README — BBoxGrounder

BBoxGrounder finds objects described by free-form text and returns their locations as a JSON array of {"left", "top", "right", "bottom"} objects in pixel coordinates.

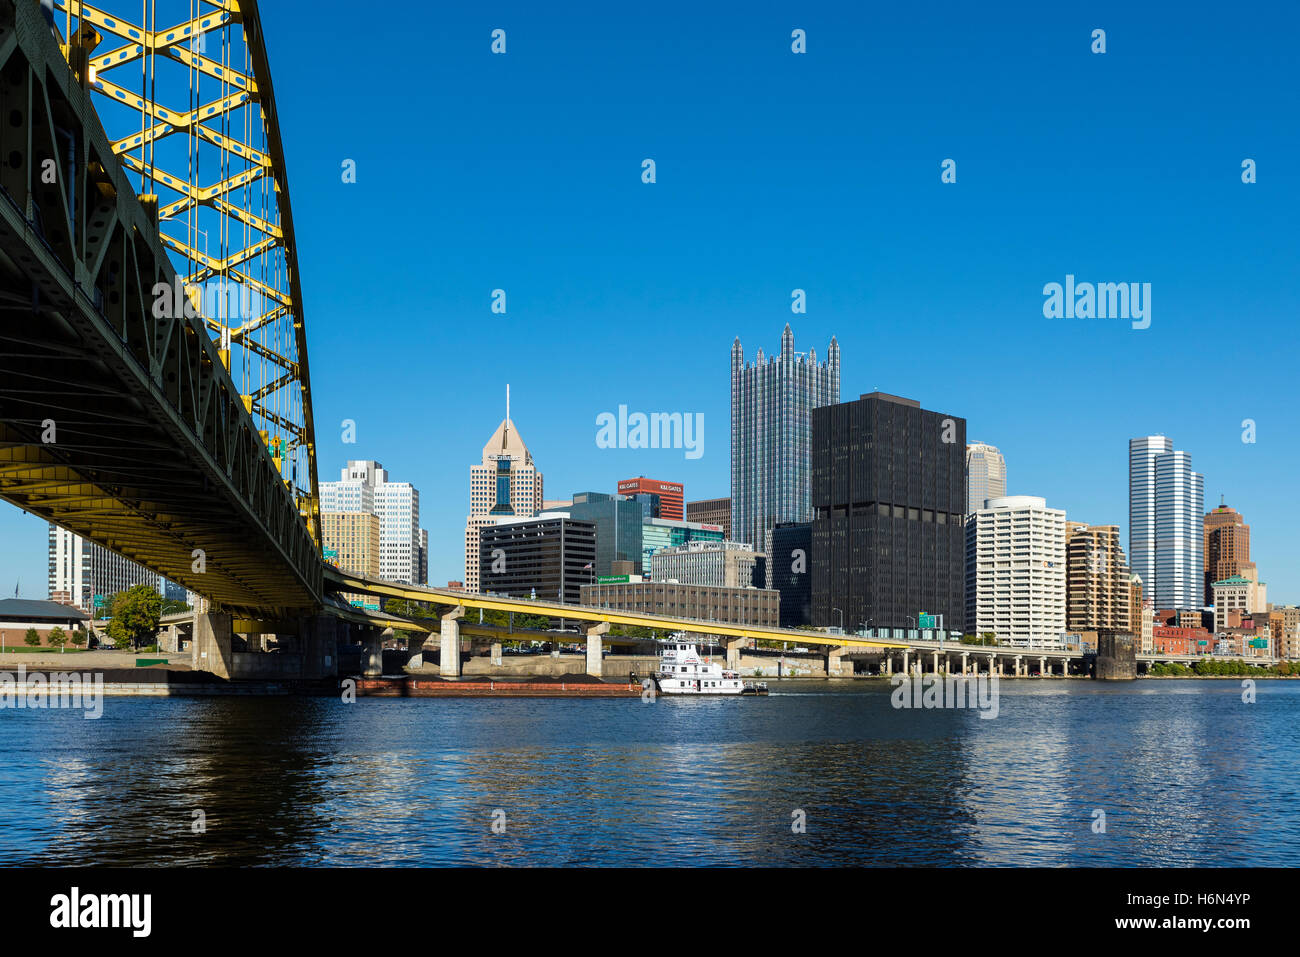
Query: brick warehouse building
[{"left": 581, "top": 580, "right": 779, "bottom": 628}]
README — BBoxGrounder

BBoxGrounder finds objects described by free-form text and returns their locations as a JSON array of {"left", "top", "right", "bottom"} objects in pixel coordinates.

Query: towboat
[{"left": 655, "top": 636, "right": 748, "bottom": 695}]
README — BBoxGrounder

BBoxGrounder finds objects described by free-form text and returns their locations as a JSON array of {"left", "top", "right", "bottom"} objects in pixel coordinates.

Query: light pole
[{"left": 832, "top": 607, "right": 844, "bottom": 633}]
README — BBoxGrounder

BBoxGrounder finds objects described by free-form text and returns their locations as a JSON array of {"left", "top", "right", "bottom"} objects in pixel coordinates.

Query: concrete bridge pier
[
  {"left": 299, "top": 615, "right": 340, "bottom": 679},
  {"left": 987, "top": 654, "right": 996, "bottom": 676},
  {"left": 1039, "top": 656, "right": 1046, "bottom": 676},
  {"left": 902, "top": 651, "right": 909, "bottom": 677},
  {"left": 362, "top": 627, "right": 385, "bottom": 677},
  {"left": 490, "top": 641, "right": 503, "bottom": 666},
  {"left": 961, "top": 652, "right": 968, "bottom": 675},
  {"left": 1014, "top": 655, "right": 1022, "bottom": 677},
  {"left": 192, "top": 612, "right": 233, "bottom": 679},
  {"left": 726, "top": 637, "right": 747, "bottom": 671},
  {"left": 932, "top": 651, "right": 940, "bottom": 674},
  {"left": 407, "top": 634, "right": 425, "bottom": 669},
  {"left": 440, "top": 605, "right": 465, "bottom": 677},
  {"left": 827, "top": 646, "right": 849, "bottom": 677},
  {"left": 884, "top": 653, "right": 892, "bottom": 676},
  {"left": 585, "top": 622, "right": 610, "bottom": 677}
]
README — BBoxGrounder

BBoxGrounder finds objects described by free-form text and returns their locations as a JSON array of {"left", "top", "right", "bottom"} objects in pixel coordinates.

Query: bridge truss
[
  {"left": 0, "top": 0, "right": 320, "bottom": 615},
  {"left": 52, "top": 0, "right": 318, "bottom": 539}
]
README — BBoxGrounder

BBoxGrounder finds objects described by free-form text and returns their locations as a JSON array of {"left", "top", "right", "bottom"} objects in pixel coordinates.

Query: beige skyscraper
[
  {"left": 965, "top": 442, "right": 1006, "bottom": 517},
  {"left": 321, "top": 512, "right": 381, "bottom": 577},
  {"left": 463, "top": 387, "right": 544, "bottom": 592},
  {"left": 1065, "top": 522, "right": 1132, "bottom": 634},
  {"left": 321, "top": 510, "right": 381, "bottom": 607}
]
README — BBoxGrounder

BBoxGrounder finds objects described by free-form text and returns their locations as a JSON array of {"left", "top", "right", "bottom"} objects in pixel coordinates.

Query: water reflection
[{"left": 1, "top": 680, "right": 1297, "bottom": 866}]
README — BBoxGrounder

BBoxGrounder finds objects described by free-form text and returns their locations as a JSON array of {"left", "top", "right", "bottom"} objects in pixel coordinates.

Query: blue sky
[{"left": 2, "top": 1, "right": 1297, "bottom": 601}]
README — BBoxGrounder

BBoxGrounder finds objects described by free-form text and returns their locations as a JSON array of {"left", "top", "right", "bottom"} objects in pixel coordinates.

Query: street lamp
[{"left": 832, "top": 607, "right": 844, "bottom": 633}]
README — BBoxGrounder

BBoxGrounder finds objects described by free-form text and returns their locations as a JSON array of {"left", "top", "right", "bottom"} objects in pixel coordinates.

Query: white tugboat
[{"left": 655, "top": 635, "right": 767, "bottom": 695}]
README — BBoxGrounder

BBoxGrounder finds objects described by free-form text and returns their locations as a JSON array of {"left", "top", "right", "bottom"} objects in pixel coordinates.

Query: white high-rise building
[
  {"left": 376, "top": 480, "right": 420, "bottom": 584},
  {"left": 463, "top": 387, "right": 544, "bottom": 592},
  {"left": 965, "top": 495, "right": 1067, "bottom": 647},
  {"left": 47, "top": 524, "right": 161, "bottom": 614},
  {"left": 319, "top": 460, "right": 379, "bottom": 513},
  {"left": 320, "top": 460, "right": 423, "bottom": 586},
  {"left": 1129, "top": 436, "right": 1204, "bottom": 611},
  {"left": 965, "top": 442, "right": 1007, "bottom": 516}
]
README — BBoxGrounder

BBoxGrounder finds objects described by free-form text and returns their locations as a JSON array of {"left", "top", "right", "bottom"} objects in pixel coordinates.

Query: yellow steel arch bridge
[
  {"left": 0, "top": 0, "right": 318, "bottom": 617},
  {"left": 0, "top": 0, "right": 903, "bottom": 656}
]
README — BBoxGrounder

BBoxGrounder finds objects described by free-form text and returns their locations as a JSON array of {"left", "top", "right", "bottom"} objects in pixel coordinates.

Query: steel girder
[
  {"left": 0, "top": 0, "right": 319, "bottom": 616},
  {"left": 49, "top": 0, "right": 319, "bottom": 547}
]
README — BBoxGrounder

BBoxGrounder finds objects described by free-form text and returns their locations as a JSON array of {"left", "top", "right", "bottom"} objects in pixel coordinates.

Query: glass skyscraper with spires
[{"left": 730, "top": 324, "right": 839, "bottom": 551}]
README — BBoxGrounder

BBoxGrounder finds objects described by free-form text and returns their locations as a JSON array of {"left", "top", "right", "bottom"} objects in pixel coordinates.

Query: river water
[{"left": 2, "top": 679, "right": 1295, "bottom": 866}]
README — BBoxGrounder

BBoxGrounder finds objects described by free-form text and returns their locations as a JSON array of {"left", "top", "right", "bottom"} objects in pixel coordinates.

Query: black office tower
[
  {"left": 479, "top": 517, "right": 597, "bottom": 605},
  {"left": 770, "top": 521, "right": 812, "bottom": 628},
  {"left": 811, "top": 392, "right": 966, "bottom": 635}
]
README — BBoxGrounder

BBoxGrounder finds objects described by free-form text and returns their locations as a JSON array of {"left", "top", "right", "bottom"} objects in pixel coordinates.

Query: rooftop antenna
[{"left": 501, "top": 383, "right": 511, "bottom": 452}]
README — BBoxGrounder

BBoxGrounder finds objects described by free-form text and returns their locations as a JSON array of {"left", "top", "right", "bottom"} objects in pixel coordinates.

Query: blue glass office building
[{"left": 730, "top": 324, "right": 839, "bottom": 550}]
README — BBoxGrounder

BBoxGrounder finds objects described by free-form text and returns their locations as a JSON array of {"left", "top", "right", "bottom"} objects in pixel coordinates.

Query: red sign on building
[{"left": 617, "top": 477, "right": 684, "bottom": 521}]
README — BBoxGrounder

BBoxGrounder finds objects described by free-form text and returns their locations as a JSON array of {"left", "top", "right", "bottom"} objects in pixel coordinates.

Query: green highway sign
[{"left": 597, "top": 575, "right": 629, "bottom": 584}]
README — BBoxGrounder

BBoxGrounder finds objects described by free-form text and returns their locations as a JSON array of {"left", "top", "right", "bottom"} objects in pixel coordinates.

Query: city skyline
[
  {"left": 1, "top": 355, "right": 1293, "bottom": 606},
  {"left": 0, "top": 3, "right": 1296, "bottom": 604}
]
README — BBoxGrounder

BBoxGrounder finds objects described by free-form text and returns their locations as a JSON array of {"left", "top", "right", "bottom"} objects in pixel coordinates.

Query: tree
[
  {"left": 608, "top": 624, "right": 657, "bottom": 639},
  {"left": 382, "top": 597, "right": 438, "bottom": 643},
  {"left": 24, "top": 627, "right": 40, "bottom": 647},
  {"left": 47, "top": 626, "right": 66, "bottom": 649},
  {"left": 105, "top": 585, "right": 163, "bottom": 651},
  {"left": 69, "top": 629, "right": 87, "bottom": 648}
]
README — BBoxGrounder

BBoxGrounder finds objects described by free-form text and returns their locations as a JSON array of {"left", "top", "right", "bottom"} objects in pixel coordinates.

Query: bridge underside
[{"left": 0, "top": 2, "right": 319, "bottom": 617}]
